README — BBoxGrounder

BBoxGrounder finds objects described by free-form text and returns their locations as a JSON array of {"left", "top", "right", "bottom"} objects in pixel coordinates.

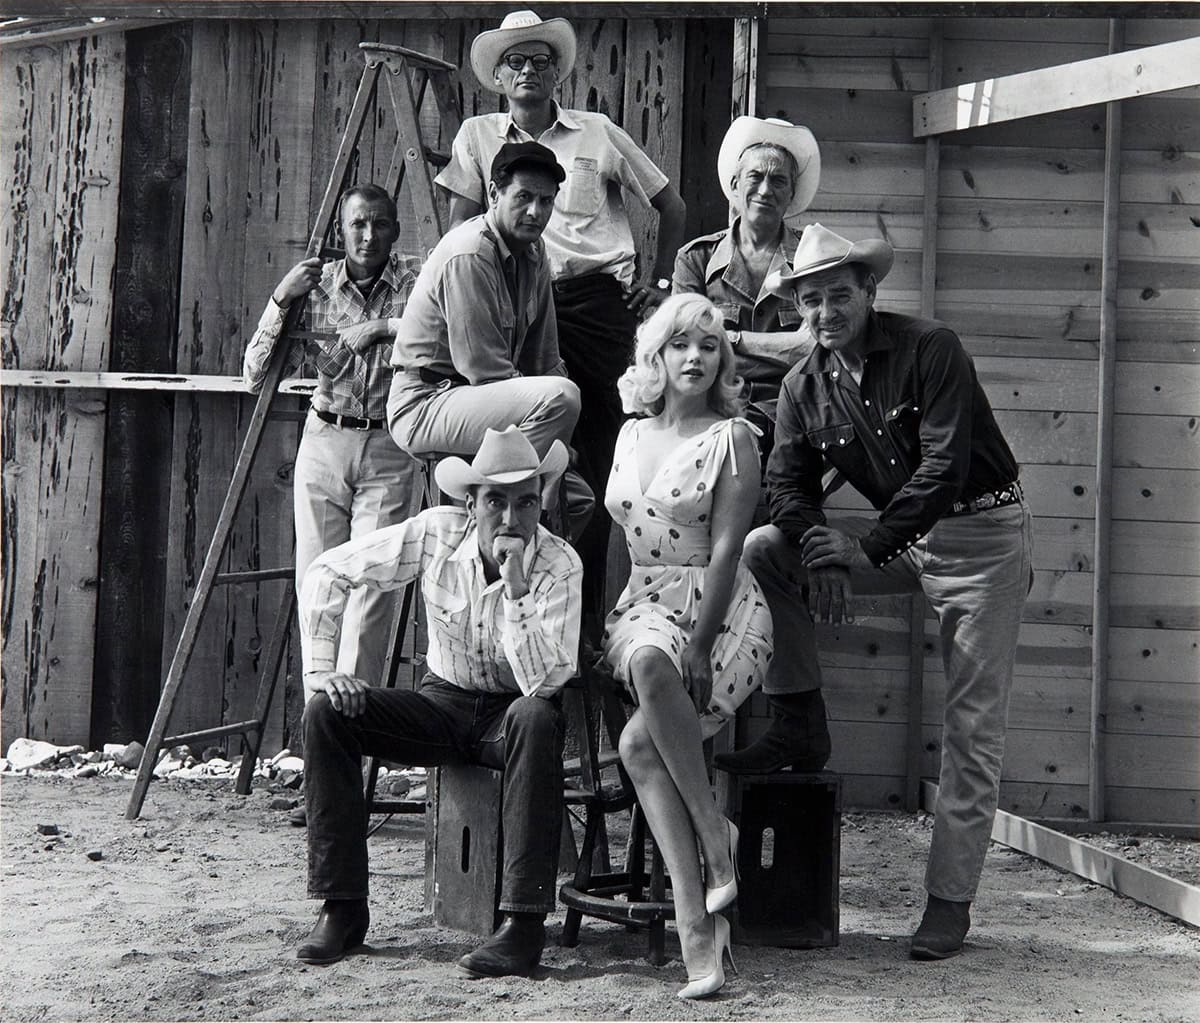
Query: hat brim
[
  {"left": 718, "top": 116, "right": 821, "bottom": 220},
  {"left": 764, "top": 239, "right": 894, "bottom": 297},
  {"left": 470, "top": 19, "right": 577, "bottom": 93},
  {"left": 434, "top": 439, "right": 570, "bottom": 501}
]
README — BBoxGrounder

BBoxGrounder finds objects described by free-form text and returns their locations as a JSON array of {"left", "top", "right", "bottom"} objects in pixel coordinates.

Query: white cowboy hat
[
  {"left": 717, "top": 115, "right": 821, "bottom": 220},
  {"left": 764, "top": 223, "right": 894, "bottom": 297},
  {"left": 435, "top": 425, "right": 569, "bottom": 501},
  {"left": 470, "top": 10, "right": 577, "bottom": 93}
]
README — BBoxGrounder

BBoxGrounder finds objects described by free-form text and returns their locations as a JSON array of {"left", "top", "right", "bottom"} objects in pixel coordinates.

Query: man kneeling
[{"left": 297, "top": 426, "right": 583, "bottom": 977}]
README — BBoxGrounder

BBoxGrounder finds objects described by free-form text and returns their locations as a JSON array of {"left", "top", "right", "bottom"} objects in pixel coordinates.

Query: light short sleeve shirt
[{"left": 436, "top": 106, "right": 669, "bottom": 286}]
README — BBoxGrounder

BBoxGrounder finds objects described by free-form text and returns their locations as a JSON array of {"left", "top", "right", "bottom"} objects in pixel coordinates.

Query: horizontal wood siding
[{"left": 760, "top": 14, "right": 1199, "bottom": 824}]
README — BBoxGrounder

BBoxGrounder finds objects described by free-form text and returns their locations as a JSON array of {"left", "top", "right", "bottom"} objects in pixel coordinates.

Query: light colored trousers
[
  {"left": 294, "top": 410, "right": 420, "bottom": 685},
  {"left": 743, "top": 498, "right": 1034, "bottom": 900}
]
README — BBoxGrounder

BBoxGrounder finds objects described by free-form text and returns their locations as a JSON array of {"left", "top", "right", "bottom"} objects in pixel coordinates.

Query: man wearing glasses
[{"left": 437, "top": 10, "right": 687, "bottom": 640}]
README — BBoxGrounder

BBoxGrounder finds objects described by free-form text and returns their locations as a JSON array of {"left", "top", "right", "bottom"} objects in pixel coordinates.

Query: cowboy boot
[
  {"left": 713, "top": 690, "right": 831, "bottom": 775},
  {"left": 910, "top": 895, "right": 971, "bottom": 960}
]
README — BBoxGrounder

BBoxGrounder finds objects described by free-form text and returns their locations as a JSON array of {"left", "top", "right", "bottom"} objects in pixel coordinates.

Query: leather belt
[
  {"left": 315, "top": 409, "right": 385, "bottom": 431},
  {"left": 947, "top": 480, "right": 1023, "bottom": 517}
]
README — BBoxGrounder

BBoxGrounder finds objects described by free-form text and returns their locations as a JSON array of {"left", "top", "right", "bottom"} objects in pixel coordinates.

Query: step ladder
[{"left": 125, "top": 42, "right": 463, "bottom": 820}]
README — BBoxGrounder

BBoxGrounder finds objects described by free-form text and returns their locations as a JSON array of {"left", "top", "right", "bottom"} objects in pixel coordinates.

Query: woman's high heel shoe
[
  {"left": 704, "top": 819, "right": 740, "bottom": 914},
  {"left": 677, "top": 913, "right": 737, "bottom": 1000}
]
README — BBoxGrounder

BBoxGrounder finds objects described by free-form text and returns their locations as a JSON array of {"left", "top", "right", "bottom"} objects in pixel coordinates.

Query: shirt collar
[
  {"left": 795, "top": 311, "right": 890, "bottom": 374},
  {"left": 482, "top": 209, "right": 544, "bottom": 269},
  {"left": 331, "top": 252, "right": 400, "bottom": 298},
  {"left": 705, "top": 217, "right": 801, "bottom": 284},
  {"left": 500, "top": 102, "right": 579, "bottom": 138}
]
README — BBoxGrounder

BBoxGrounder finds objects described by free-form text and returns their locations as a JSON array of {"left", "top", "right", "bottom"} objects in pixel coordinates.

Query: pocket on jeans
[{"left": 978, "top": 503, "right": 1025, "bottom": 529}]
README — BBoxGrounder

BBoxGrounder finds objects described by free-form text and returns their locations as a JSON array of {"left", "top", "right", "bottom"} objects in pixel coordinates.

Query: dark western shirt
[{"left": 767, "top": 310, "right": 1020, "bottom": 567}]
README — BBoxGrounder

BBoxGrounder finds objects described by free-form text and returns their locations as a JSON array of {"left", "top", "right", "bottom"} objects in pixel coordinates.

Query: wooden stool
[
  {"left": 425, "top": 764, "right": 503, "bottom": 937},
  {"left": 718, "top": 770, "right": 841, "bottom": 948}
]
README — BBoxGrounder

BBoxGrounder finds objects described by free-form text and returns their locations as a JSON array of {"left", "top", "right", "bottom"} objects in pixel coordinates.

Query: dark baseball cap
[{"left": 489, "top": 141, "right": 566, "bottom": 185}]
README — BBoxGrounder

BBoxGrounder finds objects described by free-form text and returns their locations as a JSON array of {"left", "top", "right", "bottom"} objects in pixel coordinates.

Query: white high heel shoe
[
  {"left": 704, "top": 818, "right": 740, "bottom": 914},
  {"left": 677, "top": 913, "right": 737, "bottom": 1000}
]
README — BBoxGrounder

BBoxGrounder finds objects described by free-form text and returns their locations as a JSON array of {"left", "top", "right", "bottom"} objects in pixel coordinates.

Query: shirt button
[
  {"left": 876, "top": 429, "right": 883, "bottom": 436},
  {"left": 838, "top": 438, "right": 846, "bottom": 445},
  {"left": 832, "top": 370, "right": 839, "bottom": 379},
  {"left": 864, "top": 399, "right": 871, "bottom": 406},
  {"left": 890, "top": 458, "right": 897, "bottom": 465}
]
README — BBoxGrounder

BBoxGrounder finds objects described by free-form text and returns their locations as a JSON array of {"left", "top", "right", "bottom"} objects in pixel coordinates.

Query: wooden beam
[
  {"left": 0, "top": 370, "right": 317, "bottom": 394},
  {"left": 913, "top": 35, "right": 1200, "bottom": 137},
  {"left": 731, "top": 16, "right": 760, "bottom": 119},
  {"left": 921, "top": 782, "right": 1200, "bottom": 928},
  {"left": 1090, "top": 20, "right": 1124, "bottom": 824},
  {"left": 0, "top": 17, "right": 168, "bottom": 47}
]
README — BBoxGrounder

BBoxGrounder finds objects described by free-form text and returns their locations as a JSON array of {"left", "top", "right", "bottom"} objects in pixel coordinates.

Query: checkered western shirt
[{"left": 243, "top": 252, "right": 423, "bottom": 420}]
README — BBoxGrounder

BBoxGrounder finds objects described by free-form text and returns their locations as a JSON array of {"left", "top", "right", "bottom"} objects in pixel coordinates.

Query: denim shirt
[{"left": 767, "top": 311, "right": 1020, "bottom": 567}]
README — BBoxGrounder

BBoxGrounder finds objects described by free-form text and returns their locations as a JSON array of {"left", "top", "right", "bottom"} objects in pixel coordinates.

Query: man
[
  {"left": 436, "top": 9, "right": 687, "bottom": 632},
  {"left": 244, "top": 183, "right": 422, "bottom": 687},
  {"left": 387, "top": 140, "right": 590, "bottom": 534},
  {"left": 674, "top": 115, "right": 820, "bottom": 404},
  {"left": 719, "top": 224, "right": 1034, "bottom": 960},
  {"left": 296, "top": 426, "right": 583, "bottom": 978}
]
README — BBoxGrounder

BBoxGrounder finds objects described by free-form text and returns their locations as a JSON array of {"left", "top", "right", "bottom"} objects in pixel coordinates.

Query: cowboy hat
[
  {"left": 717, "top": 116, "right": 821, "bottom": 220},
  {"left": 764, "top": 223, "right": 894, "bottom": 296},
  {"left": 470, "top": 10, "right": 577, "bottom": 93},
  {"left": 435, "top": 425, "right": 569, "bottom": 501}
]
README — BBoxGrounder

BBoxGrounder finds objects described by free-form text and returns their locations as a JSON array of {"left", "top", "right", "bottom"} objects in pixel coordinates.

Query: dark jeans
[
  {"left": 554, "top": 273, "right": 639, "bottom": 631},
  {"left": 303, "top": 674, "right": 565, "bottom": 914}
]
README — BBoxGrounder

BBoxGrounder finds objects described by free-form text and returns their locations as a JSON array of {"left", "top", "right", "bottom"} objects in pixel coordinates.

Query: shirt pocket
[
  {"left": 777, "top": 304, "right": 803, "bottom": 328},
  {"left": 807, "top": 422, "right": 857, "bottom": 454},
  {"left": 716, "top": 301, "right": 743, "bottom": 331},
  {"left": 423, "top": 575, "right": 468, "bottom": 628},
  {"left": 561, "top": 156, "right": 603, "bottom": 215}
]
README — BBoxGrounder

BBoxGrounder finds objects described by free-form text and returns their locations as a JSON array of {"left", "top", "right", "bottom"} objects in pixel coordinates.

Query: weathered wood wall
[
  {"left": 1, "top": 15, "right": 696, "bottom": 755},
  {"left": 742, "top": 15, "right": 1199, "bottom": 825}
]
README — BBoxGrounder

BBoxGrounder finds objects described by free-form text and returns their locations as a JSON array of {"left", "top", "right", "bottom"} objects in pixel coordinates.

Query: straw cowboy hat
[
  {"left": 717, "top": 115, "right": 821, "bottom": 220},
  {"left": 765, "top": 223, "right": 895, "bottom": 297},
  {"left": 434, "top": 425, "right": 569, "bottom": 501},
  {"left": 470, "top": 10, "right": 577, "bottom": 93}
]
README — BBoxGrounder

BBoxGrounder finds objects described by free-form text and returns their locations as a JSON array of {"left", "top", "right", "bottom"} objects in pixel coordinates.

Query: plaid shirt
[
  {"left": 301, "top": 507, "right": 582, "bottom": 699},
  {"left": 243, "top": 252, "right": 423, "bottom": 420}
]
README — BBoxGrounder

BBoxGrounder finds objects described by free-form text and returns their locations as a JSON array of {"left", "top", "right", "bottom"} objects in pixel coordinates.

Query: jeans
[
  {"left": 304, "top": 674, "right": 565, "bottom": 914},
  {"left": 743, "top": 498, "right": 1034, "bottom": 900}
]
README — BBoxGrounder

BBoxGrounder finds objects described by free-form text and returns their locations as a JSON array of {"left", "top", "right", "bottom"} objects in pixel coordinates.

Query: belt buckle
[{"left": 351, "top": 416, "right": 372, "bottom": 431}]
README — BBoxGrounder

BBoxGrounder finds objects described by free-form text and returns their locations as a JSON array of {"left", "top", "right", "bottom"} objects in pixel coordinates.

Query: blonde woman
[{"left": 602, "top": 293, "right": 772, "bottom": 998}]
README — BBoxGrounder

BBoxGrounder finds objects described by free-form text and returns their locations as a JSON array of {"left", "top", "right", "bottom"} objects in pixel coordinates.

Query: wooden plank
[
  {"left": 2, "top": 34, "right": 124, "bottom": 749},
  {"left": 768, "top": 52, "right": 928, "bottom": 93},
  {"left": 1107, "top": 680, "right": 1200, "bottom": 737},
  {"left": 162, "top": 20, "right": 256, "bottom": 738},
  {"left": 622, "top": 18, "right": 685, "bottom": 278},
  {"left": 92, "top": 22, "right": 191, "bottom": 748},
  {"left": 679, "top": 18, "right": 733, "bottom": 241},
  {"left": 923, "top": 780, "right": 1200, "bottom": 928},
  {"left": 1114, "top": 361, "right": 1200, "bottom": 416},
  {"left": 914, "top": 38, "right": 1200, "bottom": 138},
  {"left": 1105, "top": 785, "right": 1199, "bottom": 826},
  {"left": 1, "top": 37, "right": 62, "bottom": 750},
  {"left": 558, "top": 18, "right": 626, "bottom": 122},
  {"left": 1109, "top": 627, "right": 1200, "bottom": 685}
]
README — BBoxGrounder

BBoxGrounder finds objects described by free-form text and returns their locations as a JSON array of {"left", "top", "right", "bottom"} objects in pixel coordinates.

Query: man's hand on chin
[
  {"left": 305, "top": 671, "right": 371, "bottom": 717},
  {"left": 493, "top": 535, "right": 529, "bottom": 599}
]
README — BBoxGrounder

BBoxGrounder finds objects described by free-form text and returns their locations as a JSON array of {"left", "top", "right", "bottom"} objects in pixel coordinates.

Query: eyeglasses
[{"left": 500, "top": 52, "right": 555, "bottom": 72}]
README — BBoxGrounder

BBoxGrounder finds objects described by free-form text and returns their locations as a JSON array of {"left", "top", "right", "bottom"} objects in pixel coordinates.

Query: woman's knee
[
  {"left": 617, "top": 716, "right": 655, "bottom": 772},
  {"left": 626, "top": 647, "right": 677, "bottom": 700}
]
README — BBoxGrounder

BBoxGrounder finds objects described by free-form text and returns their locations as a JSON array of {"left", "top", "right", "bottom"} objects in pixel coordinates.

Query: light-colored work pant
[
  {"left": 743, "top": 498, "right": 1034, "bottom": 900},
  {"left": 391, "top": 375, "right": 592, "bottom": 535},
  {"left": 294, "top": 409, "right": 421, "bottom": 686}
]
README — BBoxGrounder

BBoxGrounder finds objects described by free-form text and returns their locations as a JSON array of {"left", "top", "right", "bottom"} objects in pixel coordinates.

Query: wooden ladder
[{"left": 125, "top": 42, "right": 462, "bottom": 820}]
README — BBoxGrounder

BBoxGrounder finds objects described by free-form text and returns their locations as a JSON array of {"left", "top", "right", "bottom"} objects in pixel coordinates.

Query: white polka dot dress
[{"left": 602, "top": 417, "right": 773, "bottom": 738}]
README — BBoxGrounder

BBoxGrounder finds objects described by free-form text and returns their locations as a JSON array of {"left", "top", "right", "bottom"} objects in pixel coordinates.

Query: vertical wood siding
[
  {"left": 755, "top": 15, "right": 1199, "bottom": 824},
  {"left": 2, "top": 35, "right": 124, "bottom": 748}
]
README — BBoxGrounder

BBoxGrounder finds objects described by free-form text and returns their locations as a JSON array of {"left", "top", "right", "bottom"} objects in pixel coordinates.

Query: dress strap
[{"left": 716, "top": 416, "right": 762, "bottom": 478}]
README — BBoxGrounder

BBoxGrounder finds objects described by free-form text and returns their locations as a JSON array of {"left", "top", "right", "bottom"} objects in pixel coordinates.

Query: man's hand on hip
[{"left": 305, "top": 671, "right": 371, "bottom": 717}]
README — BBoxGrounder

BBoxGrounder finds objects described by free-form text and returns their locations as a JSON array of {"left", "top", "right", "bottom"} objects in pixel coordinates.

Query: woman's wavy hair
[{"left": 617, "top": 293, "right": 744, "bottom": 417}]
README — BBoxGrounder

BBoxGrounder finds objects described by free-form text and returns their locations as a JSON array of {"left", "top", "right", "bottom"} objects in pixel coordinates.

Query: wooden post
[
  {"left": 1090, "top": 19, "right": 1125, "bottom": 824},
  {"left": 905, "top": 21, "right": 943, "bottom": 814},
  {"left": 679, "top": 18, "right": 733, "bottom": 241},
  {"left": 731, "top": 17, "right": 760, "bottom": 119}
]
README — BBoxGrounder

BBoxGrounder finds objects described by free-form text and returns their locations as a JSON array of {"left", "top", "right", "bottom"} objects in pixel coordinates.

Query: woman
[{"left": 602, "top": 293, "right": 773, "bottom": 998}]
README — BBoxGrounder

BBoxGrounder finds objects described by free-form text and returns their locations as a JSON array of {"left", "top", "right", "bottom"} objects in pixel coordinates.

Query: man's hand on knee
[
  {"left": 305, "top": 671, "right": 371, "bottom": 717},
  {"left": 808, "top": 566, "right": 855, "bottom": 625}
]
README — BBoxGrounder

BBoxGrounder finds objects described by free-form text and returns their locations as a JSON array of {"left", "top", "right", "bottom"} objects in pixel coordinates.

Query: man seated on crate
[
  {"left": 243, "top": 183, "right": 423, "bottom": 689},
  {"left": 296, "top": 425, "right": 582, "bottom": 977},
  {"left": 387, "top": 140, "right": 592, "bottom": 539},
  {"left": 714, "top": 224, "right": 1035, "bottom": 961}
]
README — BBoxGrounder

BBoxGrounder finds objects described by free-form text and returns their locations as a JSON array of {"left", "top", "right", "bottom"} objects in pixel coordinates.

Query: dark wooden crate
[{"left": 426, "top": 765, "right": 503, "bottom": 937}]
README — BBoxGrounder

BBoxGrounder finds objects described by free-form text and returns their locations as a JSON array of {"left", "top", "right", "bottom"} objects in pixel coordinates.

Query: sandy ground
[{"left": 1, "top": 773, "right": 1197, "bottom": 1023}]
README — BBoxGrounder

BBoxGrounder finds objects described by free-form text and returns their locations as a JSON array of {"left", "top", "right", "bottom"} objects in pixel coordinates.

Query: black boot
[
  {"left": 713, "top": 690, "right": 831, "bottom": 775},
  {"left": 910, "top": 894, "right": 971, "bottom": 960},
  {"left": 296, "top": 898, "right": 369, "bottom": 965},
  {"left": 457, "top": 912, "right": 546, "bottom": 978}
]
